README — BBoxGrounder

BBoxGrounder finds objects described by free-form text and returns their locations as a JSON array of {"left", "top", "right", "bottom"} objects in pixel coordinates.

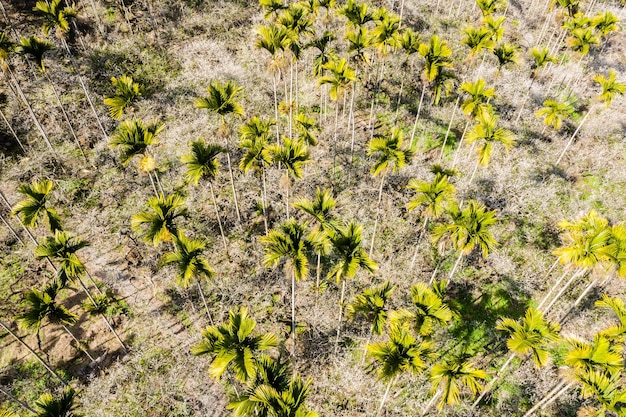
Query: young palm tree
[
  {"left": 461, "top": 26, "right": 495, "bottom": 61},
  {"left": 473, "top": 308, "right": 561, "bottom": 407},
  {"left": 557, "top": 69, "right": 624, "bottom": 164},
  {"left": 32, "top": 387, "right": 79, "bottom": 417},
  {"left": 12, "top": 179, "right": 62, "bottom": 233},
  {"left": 432, "top": 200, "right": 498, "bottom": 280},
  {"left": 0, "top": 319, "right": 68, "bottom": 386},
  {"left": 404, "top": 282, "right": 453, "bottom": 337},
  {"left": 34, "top": 0, "right": 108, "bottom": 142},
  {"left": 131, "top": 193, "right": 188, "bottom": 247},
  {"left": 103, "top": 75, "right": 143, "bottom": 120},
  {"left": 260, "top": 219, "right": 312, "bottom": 357},
  {"left": 181, "top": 139, "right": 228, "bottom": 251},
  {"left": 338, "top": 0, "right": 373, "bottom": 28},
  {"left": 328, "top": 221, "right": 378, "bottom": 349},
  {"left": 425, "top": 357, "right": 486, "bottom": 413},
  {"left": 110, "top": 119, "right": 164, "bottom": 196},
  {"left": 267, "top": 137, "right": 310, "bottom": 219},
  {"left": 482, "top": 15, "right": 506, "bottom": 43},
  {"left": 406, "top": 171, "right": 456, "bottom": 270},
  {"left": 245, "top": 374, "right": 318, "bottom": 417},
  {"left": 492, "top": 42, "right": 520, "bottom": 70},
  {"left": 347, "top": 281, "right": 394, "bottom": 339},
  {"left": 529, "top": 46, "right": 557, "bottom": 77},
  {"left": 195, "top": 80, "right": 245, "bottom": 222},
  {"left": 159, "top": 232, "right": 216, "bottom": 322},
  {"left": 465, "top": 110, "right": 515, "bottom": 187},
  {"left": 367, "top": 127, "right": 413, "bottom": 255},
  {"left": 536, "top": 97, "right": 576, "bottom": 135},
  {"left": 567, "top": 28, "right": 599, "bottom": 56},
  {"left": 367, "top": 324, "right": 433, "bottom": 416},
  {"left": 293, "top": 188, "right": 338, "bottom": 290},
  {"left": 596, "top": 295, "right": 626, "bottom": 342},
  {"left": 475, "top": 0, "right": 505, "bottom": 15},
  {"left": 19, "top": 282, "right": 96, "bottom": 363},
  {"left": 191, "top": 306, "right": 278, "bottom": 383}
]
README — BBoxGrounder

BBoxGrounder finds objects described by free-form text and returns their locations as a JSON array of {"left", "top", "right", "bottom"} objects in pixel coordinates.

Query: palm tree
[
  {"left": 557, "top": 69, "right": 624, "bottom": 164},
  {"left": 19, "top": 282, "right": 96, "bottom": 363},
  {"left": 596, "top": 295, "right": 626, "bottom": 342},
  {"left": 0, "top": 319, "right": 68, "bottom": 386},
  {"left": 34, "top": 0, "right": 108, "bottom": 142},
  {"left": 34, "top": 231, "right": 128, "bottom": 352},
  {"left": 465, "top": 110, "right": 515, "bottom": 187},
  {"left": 404, "top": 282, "right": 453, "bottom": 337},
  {"left": 432, "top": 200, "right": 499, "bottom": 280},
  {"left": 131, "top": 193, "right": 188, "bottom": 247},
  {"left": 367, "top": 324, "right": 433, "bottom": 416},
  {"left": 328, "top": 221, "right": 378, "bottom": 349},
  {"left": 367, "top": 127, "right": 413, "bottom": 255},
  {"left": 473, "top": 308, "right": 561, "bottom": 407},
  {"left": 12, "top": 179, "right": 62, "bottom": 233},
  {"left": 239, "top": 117, "right": 275, "bottom": 234},
  {"left": 406, "top": 171, "right": 456, "bottom": 270},
  {"left": 267, "top": 137, "right": 310, "bottom": 219},
  {"left": 459, "top": 79, "right": 496, "bottom": 117},
  {"left": 109, "top": 119, "right": 164, "bottom": 196},
  {"left": 293, "top": 188, "right": 338, "bottom": 290},
  {"left": 576, "top": 368, "right": 626, "bottom": 417},
  {"left": 260, "top": 219, "right": 312, "bottom": 357},
  {"left": 338, "top": 0, "right": 373, "bottom": 28},
  {"left": 16, "top": 35, "right": 88, "bottom": 162},
  {"left": 411, "top": 35, "right": 453, "bottom": 145},
  {"left": 181, "top": 139, "right": 228, "bottom": 251},
  {"left": 103, "top": 75, "right": 143, "bottom": 120},
  {"left": 191, "top": 306, "right": 278, "bottom": 383},
  {"left": 492, "top": 42, "right": 520, "bottom": 70},
  {"left": 475, "top": 0, "right": 505, "bottom": 15},
  {"left": 425, "top": 357, "right": 486, "bottom": 413},
  {"left": 260, "top": 0, "right": 287, "bottom": 19},
  {"left": 529, "top": 46, "right": 557, "bottom": 77},
  {"left": 482, "top": 15, "right": 506, "bottom": 43},
  {"left": 536, "top": 97, "right": 576, "bottom": 135},
  {"left": 195, "top": 80, "right": 245, "bottom": 222},
  {"left": 461, "top": 26, "right": 495, "bottom": 62},
  {"left": 245, "top": 374, "right": 318, "bottom": 417},
  {"left": 32, "top": 387, "right": 79, "bottom": 417},
  {"left": 159, "top": 232, "right": 216, "bottom": 322},
  {"left": 347, "top": 281, "right": 395, "bottom": 339},
  {"left": 567, "top": 28, "right": 599, "bottom": 56},
  {"left": 592, "top": 11, "right": 619, "bottom": 47}
]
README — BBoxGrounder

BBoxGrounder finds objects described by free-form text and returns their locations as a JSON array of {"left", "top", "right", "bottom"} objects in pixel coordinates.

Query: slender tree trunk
[
  {"left": 535, "top": 260, "right": 562, "bottom": 310},
  {"left": 421, "top": 388, "right": 442, "bottom": 416},
  {"left": 0, "top": 319, "right": 68, "bottom": 386},
  {"left": 84, "top": 269, "right": 104, "bottom": 296},
  {"left": 208, "top": 182, "right": 228, "bottom": 254},
  {"left": 429, "top": 262, "right": 440, "bottom": 285},
  {"left": 4, "top": 68, "right": 53, "bottom": 151},
  {"left": 556, "top": 109, "right": 592, "bottom": 165},
  {"left": 410, "top": 86, "right": 427, "bottom": 148},
  {"left": 262, "top": 167, "right": 270, "bottom": 233},
  {"left": 376, "top": 378, "right": 395, "bottom": 417},
  {"left": 197, "top": 282, "right": 214, "bottom": 325},
  {"left": 410, "top": 217, "right": 429, "bottom": 271},
  {"left": 153, "top": 171, "right": 165, "bottom": 195},
  {"left": 348, "top": 82, "right": 358, "bottom": 184},
  {"left": 222, "top": 134, "right": 242, "bottom": 223},
  {"left": 273, "top": 74, "right": 280, "bottom": 142},
  {"left": 369, "top": 173, "right": 386, "bottom": 256},
  {"left": 61, "top": 39, "right": 108, "bottom": 142},
  {"left": 0, "top": 210, "right": 24, "bottom": 245},
  {"left": 291, "top": 270, "right": 296, "bottom": 359},
  {"left": 472, "top": 353, "right": 516, "bottom": 408},
  {"left": 147, "top": 172, "right": 160, "bottom": 198},
  {"left": 448, "top": 252, "right": 465, "bottom": 280},
  {"left": 451, "top": 121, "right": 470, "bottom": 168},
  {"left": 522, "top": 380, "right": 571, "bottom": 417},
  {"left": 542, "top": 268, "right": 585, "bottom": 314},
  {"left": 559, "top": 276, "right": 603, "bottom": 324},
  {"left": 61, "top": 324, "right": 96, "bottom": 363},
  {"left": 466, "top": 158, "right": 481, "bottom": 191},
  {"left": 0, "top": 107, "right": 26, "bottom": 153},
  {"left": 334, "top": 279, "right": 346, "bottom": 352},
  {"left": 284, "top": 176, "right": 290, "bottom": 219},
  {"left": 315, "top": 252, "right": 321, "bottom": 293},
  {"left": 289, "top": 61, "right": 293, "bottom": 141},
  {"left": 332, "top": 100, "right": 340, "bottom": 182},
  {"left": 440, "top": 97, "right": 461, "bottom": 161},
  {"left": 0, "top": 385, "right": 35, "bottom": 413}
]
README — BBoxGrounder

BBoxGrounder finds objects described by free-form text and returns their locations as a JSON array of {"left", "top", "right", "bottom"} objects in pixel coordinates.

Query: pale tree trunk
[
  {"left": 559, "top": 275, "right": 607, "bottom": 324},
  {"left": 332, "top": 100, "right": 340, "bottom": 182},
  {"left": 522, "top": 380, "right": 572, "bottom": 417},
  {"left": 197, "top": 282, "right": 214, "bottom": 325},
  {"left": 410, "top": 217, "right": 429, "bottom": 271},
  {"left": 147, "top": 172, "right": 160, "bottom": 198},
  {"left": 0, "top": 107, "right": 26, "bottom": 153},
  {"left": 291, "top": 270, "right": 297, "bottom": 359},
  {"left": 3, "top": 68, "right": 53, "bottom": 151},
  {"left": 368, "top": 58, "right": 388, "bottom": 141},
  {"left": 556, "top": 109, "right": 592, "bottom": 165},
  {"left": 369, "top": 173, "right": 386, "bottom": 256},
  {"left": 534, "top": 260, "right": 562, "bottom": 310},
  {"left": 86, "top": 0, "right": 106, "bottom": 38},
  {"left": 451, "top": 121, "right": 470, "bottom": 168},
  {"left": 0, "top": 210, "right": 24, "bottom": 245},
  {"left": 0, "top": 385, "right": 35, "bottom": 413},
  {"left": 440, "top": 97, "right": 461, "bottom": 161},
  {"left": 376, "top": 377, "right": 395, "bottom": 417},
  {"left": 273, "top": 74, "right": 280, "bottom": 142},
  {"left": 222, "top": 134, "right": 242, "bottom": 223},
  {"left": 421, "top": 388, "right": 442, "bottom": 416},
  {"left": 472, "top": 353, "right": 516, "bottom": 408},
  {"left": 348, "top": 82, "right": 358, "bottom": 184},
  {"left": 334, "top": 279, "right": 347, "bottom": 352},
  {"left": 208, "top": 182, "right": 228, "bottom": 254},
  {"left": 261, "top": 167, "right": 269, "bottom": 234},
  {"left": 284, "top": 176, "right": 290, "bottom": 219},
  {"left": 448, "top": 252, "right": 465, "bottom": 280},
  {"left": 542, "top": 268, "right": 586, "bottom": 314},
  {"left": 0, "top": 319, "right": 68, "bottom": 386},
  {"left": 410, "top": 86, "right": 427, "bottom": 148},
  {"left": 61, "top": 324, "right": 96, "bottom": 363},
  {"left": 429, "top": 263, "right": 440, "bottom": 285}
]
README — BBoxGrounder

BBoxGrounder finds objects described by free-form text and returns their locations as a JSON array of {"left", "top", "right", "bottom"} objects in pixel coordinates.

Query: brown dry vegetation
[{"left": 0, "top": 0, "right": 626, "bottom": 415}]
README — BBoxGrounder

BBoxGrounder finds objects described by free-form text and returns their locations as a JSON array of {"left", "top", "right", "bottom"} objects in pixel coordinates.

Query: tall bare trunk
[{"left": 369, "top": 173, "right": 386, "bottom": 256}]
